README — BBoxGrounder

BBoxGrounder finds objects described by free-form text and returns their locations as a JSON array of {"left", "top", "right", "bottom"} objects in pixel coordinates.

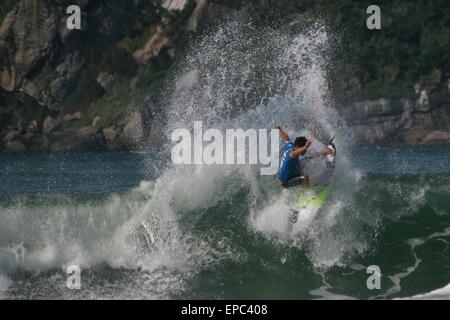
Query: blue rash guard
[{"left": 277, "top": 140, "right": 301, "bottom": 182}]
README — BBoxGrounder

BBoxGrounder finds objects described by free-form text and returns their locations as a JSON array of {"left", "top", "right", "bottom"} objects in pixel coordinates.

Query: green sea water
[{"left": 0, "top": 147, "right": 449, "bottom": 300}]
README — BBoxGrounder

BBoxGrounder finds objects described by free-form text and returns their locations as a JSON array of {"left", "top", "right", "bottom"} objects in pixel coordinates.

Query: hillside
[{"left": 0, "top": 0, "right": 449, "bottom": 153}]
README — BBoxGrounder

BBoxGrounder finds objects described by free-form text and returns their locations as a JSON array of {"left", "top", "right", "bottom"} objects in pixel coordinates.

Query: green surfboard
[{"left": 297, "top": 184, "right": 332, "bottom": 208}]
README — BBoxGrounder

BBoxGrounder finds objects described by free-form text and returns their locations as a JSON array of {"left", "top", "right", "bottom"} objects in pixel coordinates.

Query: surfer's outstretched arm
[{"left": 274, "top": 125, "right": 289, "bottom": 143}]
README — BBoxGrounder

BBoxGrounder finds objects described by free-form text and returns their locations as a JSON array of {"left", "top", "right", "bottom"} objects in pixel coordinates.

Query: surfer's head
[
  {"left": 294, "top": 137, "right": 309, "bottom": 155},
  {"left": 294, "top": 136, "right": 307, "bottom": 148}
]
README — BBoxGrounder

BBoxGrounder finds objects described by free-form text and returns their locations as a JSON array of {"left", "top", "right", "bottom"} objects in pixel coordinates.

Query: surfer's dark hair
[{"left": 294, "top": 136, "right": 307, "bottom": 147}]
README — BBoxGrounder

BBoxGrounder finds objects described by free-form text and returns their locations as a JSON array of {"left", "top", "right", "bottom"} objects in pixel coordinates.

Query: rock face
[
  {"left": 187, "top": 0, "right": 209, "bottom": 32},
  {"left": 5, "top": 140, "right": 26, "bottom": 154},
  {"left": 423, "top": 131, "right": 450, "bottom": 144},
  {"left": 49, "top": 126, "right": 104, "bottom": 152},
  {"left": 417, "top": 90, "right": 431, "bottom": 112},
  {"left": 162, "top": 0, "right": 189, "bottom": 12},
  {"left": 63, "top": 111, "right": 82, "bottom": 122},
  {"left": 103, "top": 126, "right": 124, "bottom": 151},
  {"left": 120, "top": 112, "right": 144, "bottom": 151},
  {"left": 0, "top": 0, "right": 143, "bottom": 109},
  {"left": 43, "top": 116, "right": 54, "bottom": 133},
  {"left": 96, "top": 73, "right": 116, "bottom": 91},
  {"left": 342, "top": 83, "right": 450, "bottom": 145},
  {"left": 1, "top": 1, "right": 59, "bottom": 106},
  {"left": 133, "top": 25, "right": 171, "bottom": 65},
  {"left": 51, "top": 53, "right": 85, "bottom": 106},
  {"left": 0, "top": 0, "right": 210, "bottom": 154},
  {"left": 1, "top": 110, "right": 147, "bottom": 153},
  {"left": 30, "top": 134, "right": 49, "bottom": 153}
]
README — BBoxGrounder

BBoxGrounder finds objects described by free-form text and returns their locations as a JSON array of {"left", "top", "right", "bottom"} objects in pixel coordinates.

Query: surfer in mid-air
[
  {"left": 274, "top": 125, "right": 337, "bottom": 224},
  {"left": 274, "top": 125, "right": 312, "bottom": 189}
]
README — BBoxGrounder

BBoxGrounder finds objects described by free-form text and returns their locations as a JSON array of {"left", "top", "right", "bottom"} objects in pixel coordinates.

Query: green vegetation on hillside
[
  {"left": 305, "top": 0, "right": 450, "bottom": 101},
  {"left": 214, "top": 0, "right": 450, "bottom": 102},
  {"left": 61, "top": 67, "right": 105, "bottom": 116},
  {"left": 85, "top": 0, "right": 450, "bottom": 123}
]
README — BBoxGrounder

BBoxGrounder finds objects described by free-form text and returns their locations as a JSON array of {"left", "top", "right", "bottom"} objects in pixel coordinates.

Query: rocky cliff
[
  {"left": 0, "top": 0, "right": 449, "bottom": 154},
  {"left": 341, "top": 81, "right": 450, "bottom": 146},
  {"left": 0, "top": 0, "right": 195, "bottom": 153}
]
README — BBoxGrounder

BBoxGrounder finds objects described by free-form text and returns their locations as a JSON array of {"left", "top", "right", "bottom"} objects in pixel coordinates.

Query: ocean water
[{"left": 0, "top": 148, "right": 449, "bottom": 300}]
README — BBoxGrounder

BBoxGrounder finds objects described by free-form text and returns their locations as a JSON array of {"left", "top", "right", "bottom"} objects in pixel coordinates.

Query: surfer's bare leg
[{"left": 280, "top": 174, "right": 308, "bottom": 188}]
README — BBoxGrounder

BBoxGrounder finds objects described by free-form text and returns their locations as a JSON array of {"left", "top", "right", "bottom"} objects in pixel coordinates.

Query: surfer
[{"left": 274, "top": 125, "right": 312, "bottom": 188}]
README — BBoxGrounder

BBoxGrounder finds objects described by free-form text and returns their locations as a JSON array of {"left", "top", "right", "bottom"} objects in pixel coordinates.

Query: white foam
[
  {"left": 310, "top": 286, "right": 357, "bottom": 300},
  {"left": 251, "top": 193, "right": 294, "bottom": 235}
]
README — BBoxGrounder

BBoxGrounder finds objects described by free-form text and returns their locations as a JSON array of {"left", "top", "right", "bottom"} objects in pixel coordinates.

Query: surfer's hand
[{"left": 306, "top": 140, "right": 313, "bottom": 147}]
